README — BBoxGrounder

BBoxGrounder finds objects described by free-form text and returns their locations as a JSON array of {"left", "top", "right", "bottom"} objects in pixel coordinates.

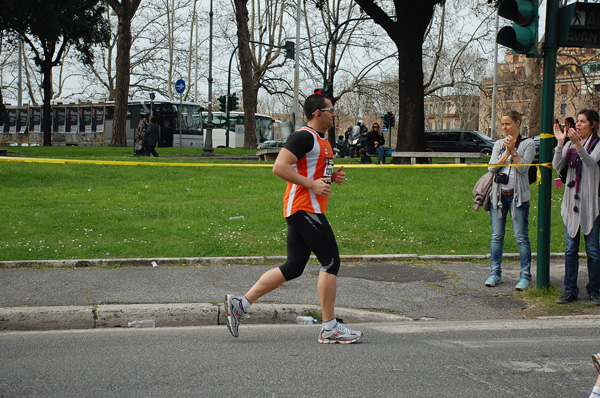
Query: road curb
[
  {"left": 0, "top": 303, "right": 411, "bottom": 331},
  {"left": 0, "top": 253, "right": 569, "bottom": 269}
]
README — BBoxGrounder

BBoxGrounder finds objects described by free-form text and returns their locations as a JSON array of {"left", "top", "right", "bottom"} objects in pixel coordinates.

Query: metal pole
[
  {"left": 226, "top": 46, "right": 239, "bottom": 148},
  {"left": 490, "top": 8, "right": 500, "bottom": 139},
  {"left": 179, "top": 93, "right": 183, "bottom": 156},
  {"left": 194, "top": 2, "right": 199, "bottom": 103},
  {"left": 203, "top": 0, "right": 214, "bottom": 155},
  {"left": 537, "top": 0, "right": 559, "bottom": 289},
  {"left": 293, "top": 0, "right": 301, "bottom": 130}
]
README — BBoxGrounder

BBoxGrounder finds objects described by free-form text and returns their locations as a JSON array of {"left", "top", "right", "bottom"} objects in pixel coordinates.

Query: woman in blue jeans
[
  {"left": 552, "top": 109, "right": 600, "bottom": 305},
  {"left": 486, "top": 110, "right": 535, "bottom": 290}
]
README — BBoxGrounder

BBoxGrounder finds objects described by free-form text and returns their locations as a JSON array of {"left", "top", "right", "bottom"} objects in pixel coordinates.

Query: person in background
[
  {"left": 366, "top": 122, "right": 386, "bottom": 164},
  {"left": 552, "top": 109, "right": 600, "bottom": 305},
  {"left": 344, "top": 125, "right": 353, "bottom": 141},
  {"left": 357, "top": 120, "right": 368, "bottom": 149},
  {"left": 144, "top": 117, "right": 160, "bottom": 157},
  {"left": 485, "top": 110, "right": 535, "bottom": 291},
  {"left": 359, "top": 148, "right": 372, "bottom": 164},
  {"left": 336, "top": 134, "right": 349, "bottom": 158},
  {"left": 565, "top": 116, "right": 575, "bottom": 131},
  {"left": 134, "top": 115, "right": 148, "bottom": 157}
]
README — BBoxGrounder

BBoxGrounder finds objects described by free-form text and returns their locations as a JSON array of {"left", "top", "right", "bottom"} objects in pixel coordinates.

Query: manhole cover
[{"left": 330, "top": 263, "right": 449, "bottom": 283}]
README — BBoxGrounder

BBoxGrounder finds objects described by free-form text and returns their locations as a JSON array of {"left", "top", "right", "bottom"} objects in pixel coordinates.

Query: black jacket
[{"left": 145, "top": 122, "right": 159, "bottom": 146}]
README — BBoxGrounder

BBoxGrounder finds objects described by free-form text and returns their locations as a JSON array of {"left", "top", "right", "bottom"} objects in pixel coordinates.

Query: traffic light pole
[{"left": 537, "top": 0, "right": 560, "bottom": 289}]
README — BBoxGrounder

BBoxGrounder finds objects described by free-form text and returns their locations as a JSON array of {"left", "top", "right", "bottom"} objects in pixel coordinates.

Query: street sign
[
  {"left": 558, "top": 2, "right": 600, "bottom": 48},
  {"left": 175, "top": 79, "right": 186, "bottom": 94}
]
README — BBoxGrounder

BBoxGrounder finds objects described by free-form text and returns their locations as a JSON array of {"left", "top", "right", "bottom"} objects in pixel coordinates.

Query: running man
[{"left": 225, "top": 93, "right": 362, "bottom": 344}]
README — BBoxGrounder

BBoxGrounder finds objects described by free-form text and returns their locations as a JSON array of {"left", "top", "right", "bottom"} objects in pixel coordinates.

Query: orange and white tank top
[{"left": 283, "top": 127, "right": 334, "bottom": 217}]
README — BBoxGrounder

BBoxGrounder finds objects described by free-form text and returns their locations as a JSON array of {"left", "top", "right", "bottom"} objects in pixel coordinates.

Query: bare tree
[
  {"left": 233, "top": 0, "right": 258, "bottom": 148},
  {"left": 351, "top": 0, "right": 444, "bottom": 160},
  {"left": 107, "top": 0, "right": 142, "bottom": 146}
]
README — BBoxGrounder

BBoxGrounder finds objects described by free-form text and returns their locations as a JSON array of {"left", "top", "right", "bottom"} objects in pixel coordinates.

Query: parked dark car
[{"left": 424, "top": 130, "right": 495, "bottom": 155}]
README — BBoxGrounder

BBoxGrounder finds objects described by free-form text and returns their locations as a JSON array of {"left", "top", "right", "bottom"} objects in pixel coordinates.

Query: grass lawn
[{"left": 0, "top": 146, "right": 569, "bottom": 261}]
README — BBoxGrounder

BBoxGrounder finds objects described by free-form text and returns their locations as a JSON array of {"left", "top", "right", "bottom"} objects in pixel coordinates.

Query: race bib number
[{"left": 324, "top": 158, "right": 334, "bottom": 182}]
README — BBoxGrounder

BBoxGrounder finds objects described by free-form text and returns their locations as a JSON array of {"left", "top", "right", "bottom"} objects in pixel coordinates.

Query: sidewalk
[{"left": 0, "top": 254, "right": 587, "bottom": 331}]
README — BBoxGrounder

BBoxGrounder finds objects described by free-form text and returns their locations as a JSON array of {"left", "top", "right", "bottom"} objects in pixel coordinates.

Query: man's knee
[
  {"left": 279, "top": 263, "right": 305, "bottom": 281},
  {"left": 320, "top": 258, "right": 340, "bottom": 276}
]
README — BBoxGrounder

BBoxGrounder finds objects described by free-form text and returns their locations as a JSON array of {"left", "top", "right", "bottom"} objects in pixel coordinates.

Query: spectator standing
[
  {"left": 144, "top": 117, "right": 160, "bottom": 157},
  {"left": 485, "top": 110, "right": 535, "bottom": 291},
  {"left": 552, "top": 109, "right": 600, "bottom": 305}
]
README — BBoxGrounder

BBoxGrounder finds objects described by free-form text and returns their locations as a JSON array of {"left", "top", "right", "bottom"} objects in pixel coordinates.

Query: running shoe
[
  {"left": 318, "top": 321, "right": 362, "bottom": 344},
  {"left": 225, "top": 294, "right": 248, "bottom": 338},
  {"left": 593, "top": 353, "right": 600, "bottom": 374}
]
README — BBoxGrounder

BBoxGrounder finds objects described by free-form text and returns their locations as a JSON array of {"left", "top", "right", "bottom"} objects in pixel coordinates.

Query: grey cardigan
[
  {"left": 552, "top": 140, "right": 600, "bottom": 238},
  {"left": 488, "top": 137, "right": 536, "bottom": 217}
]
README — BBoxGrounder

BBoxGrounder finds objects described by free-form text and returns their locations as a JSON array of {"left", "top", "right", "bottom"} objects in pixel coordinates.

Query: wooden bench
[
  {"left": 256, "top": 147, "right": 281, "bottom": 161},
  {"left": 391, "top": 151, "right": 486, "bottom": 164}
]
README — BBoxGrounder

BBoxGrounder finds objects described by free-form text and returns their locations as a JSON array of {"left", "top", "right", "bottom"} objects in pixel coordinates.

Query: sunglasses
[{"left": 313, "top": 107, "right": 335, "bottom": 115}]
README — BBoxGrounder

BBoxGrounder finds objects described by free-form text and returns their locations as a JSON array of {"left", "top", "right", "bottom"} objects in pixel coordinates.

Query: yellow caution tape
[{"left": 0, "top": 156, "right": 554, "bottom": 171}]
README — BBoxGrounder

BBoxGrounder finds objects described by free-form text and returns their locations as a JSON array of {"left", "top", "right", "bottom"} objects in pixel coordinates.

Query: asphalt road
[{"left": 1, "top": 318, "right": 599, "bottom": 397}]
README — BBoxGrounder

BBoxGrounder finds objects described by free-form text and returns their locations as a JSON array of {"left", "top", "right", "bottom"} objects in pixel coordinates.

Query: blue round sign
[{"left": 175, "top": 79, "right": 186, "bottom": 94}]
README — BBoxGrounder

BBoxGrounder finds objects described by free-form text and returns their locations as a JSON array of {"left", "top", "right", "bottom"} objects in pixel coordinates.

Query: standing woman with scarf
[
  {"left": 553, "top": 109, "right": 600, "bottom": 305},
  {"left": 486, "top": 110, "right": 535, "bottom": 290}
]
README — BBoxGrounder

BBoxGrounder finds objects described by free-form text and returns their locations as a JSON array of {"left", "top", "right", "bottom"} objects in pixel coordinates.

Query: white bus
[
  {"left": 104, "top": 100, "right": 204, "bottom": 148},
  {"left": 203, "top": 111, "right": 275, "bottom": 148}
]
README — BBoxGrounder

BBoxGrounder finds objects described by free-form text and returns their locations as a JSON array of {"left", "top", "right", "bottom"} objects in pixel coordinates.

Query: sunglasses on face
[{"left": 312, "top": 107, "right": 335, "bottom": 115}]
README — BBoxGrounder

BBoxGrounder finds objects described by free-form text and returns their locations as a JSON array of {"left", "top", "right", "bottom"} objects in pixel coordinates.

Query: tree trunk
[
  {"left": 234, "top": 0, "right": 257, "bottom": 149},
  {"left": 41, "top": 60, "right": 53, "bottom": 146},
  {"left": 108, "top": 0, "right": 142, "bottom": 147},
  {"left": 111, "top": 12, "right": 132, "bottom": 146},
  {"left": 396, "top": 34, "right": 427, "bottom": 154},
  {"left": 352, "top": 0, "right": 440, "bottom": 163}
]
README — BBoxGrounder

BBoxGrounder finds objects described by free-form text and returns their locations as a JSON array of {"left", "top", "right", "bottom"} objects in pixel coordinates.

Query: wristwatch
[{"left": 512, "top": 151, "right": 518, "bottom": 157}]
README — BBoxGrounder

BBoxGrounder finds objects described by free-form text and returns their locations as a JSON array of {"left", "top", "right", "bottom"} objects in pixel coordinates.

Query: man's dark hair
[{"left": 304, "top": 94, "right": 328, "bottom": 120}]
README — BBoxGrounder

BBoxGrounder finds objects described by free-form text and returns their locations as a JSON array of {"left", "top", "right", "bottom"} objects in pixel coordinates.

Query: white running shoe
[
  {"left": 318, "top": 321, "right": 363, "bottom": 344},
  {"left": 225, "top": 294, "right": 248, "bottom": 338}
]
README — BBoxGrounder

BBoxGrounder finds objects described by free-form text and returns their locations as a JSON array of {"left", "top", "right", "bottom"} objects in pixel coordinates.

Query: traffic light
[
  {"left": 389, "top": 112, "right": 395, "bottom": 127},
  {"left": 381, "top": 113, "right": 390, "bottom": 129},
  {"left": 496, "top": 0, "right": 538, "bottom": 55},
  {"left": 218, "top": 95, "right": 227, "bottom": 112},
  {"left": 314, "top": 86, "right": 332, "bottom": 99},
  {"left": 284, "top": 41, "right": 295, "bottom": 60},
  {"left": 229, "top": 94, "right": 239, "bottom": 111}
]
